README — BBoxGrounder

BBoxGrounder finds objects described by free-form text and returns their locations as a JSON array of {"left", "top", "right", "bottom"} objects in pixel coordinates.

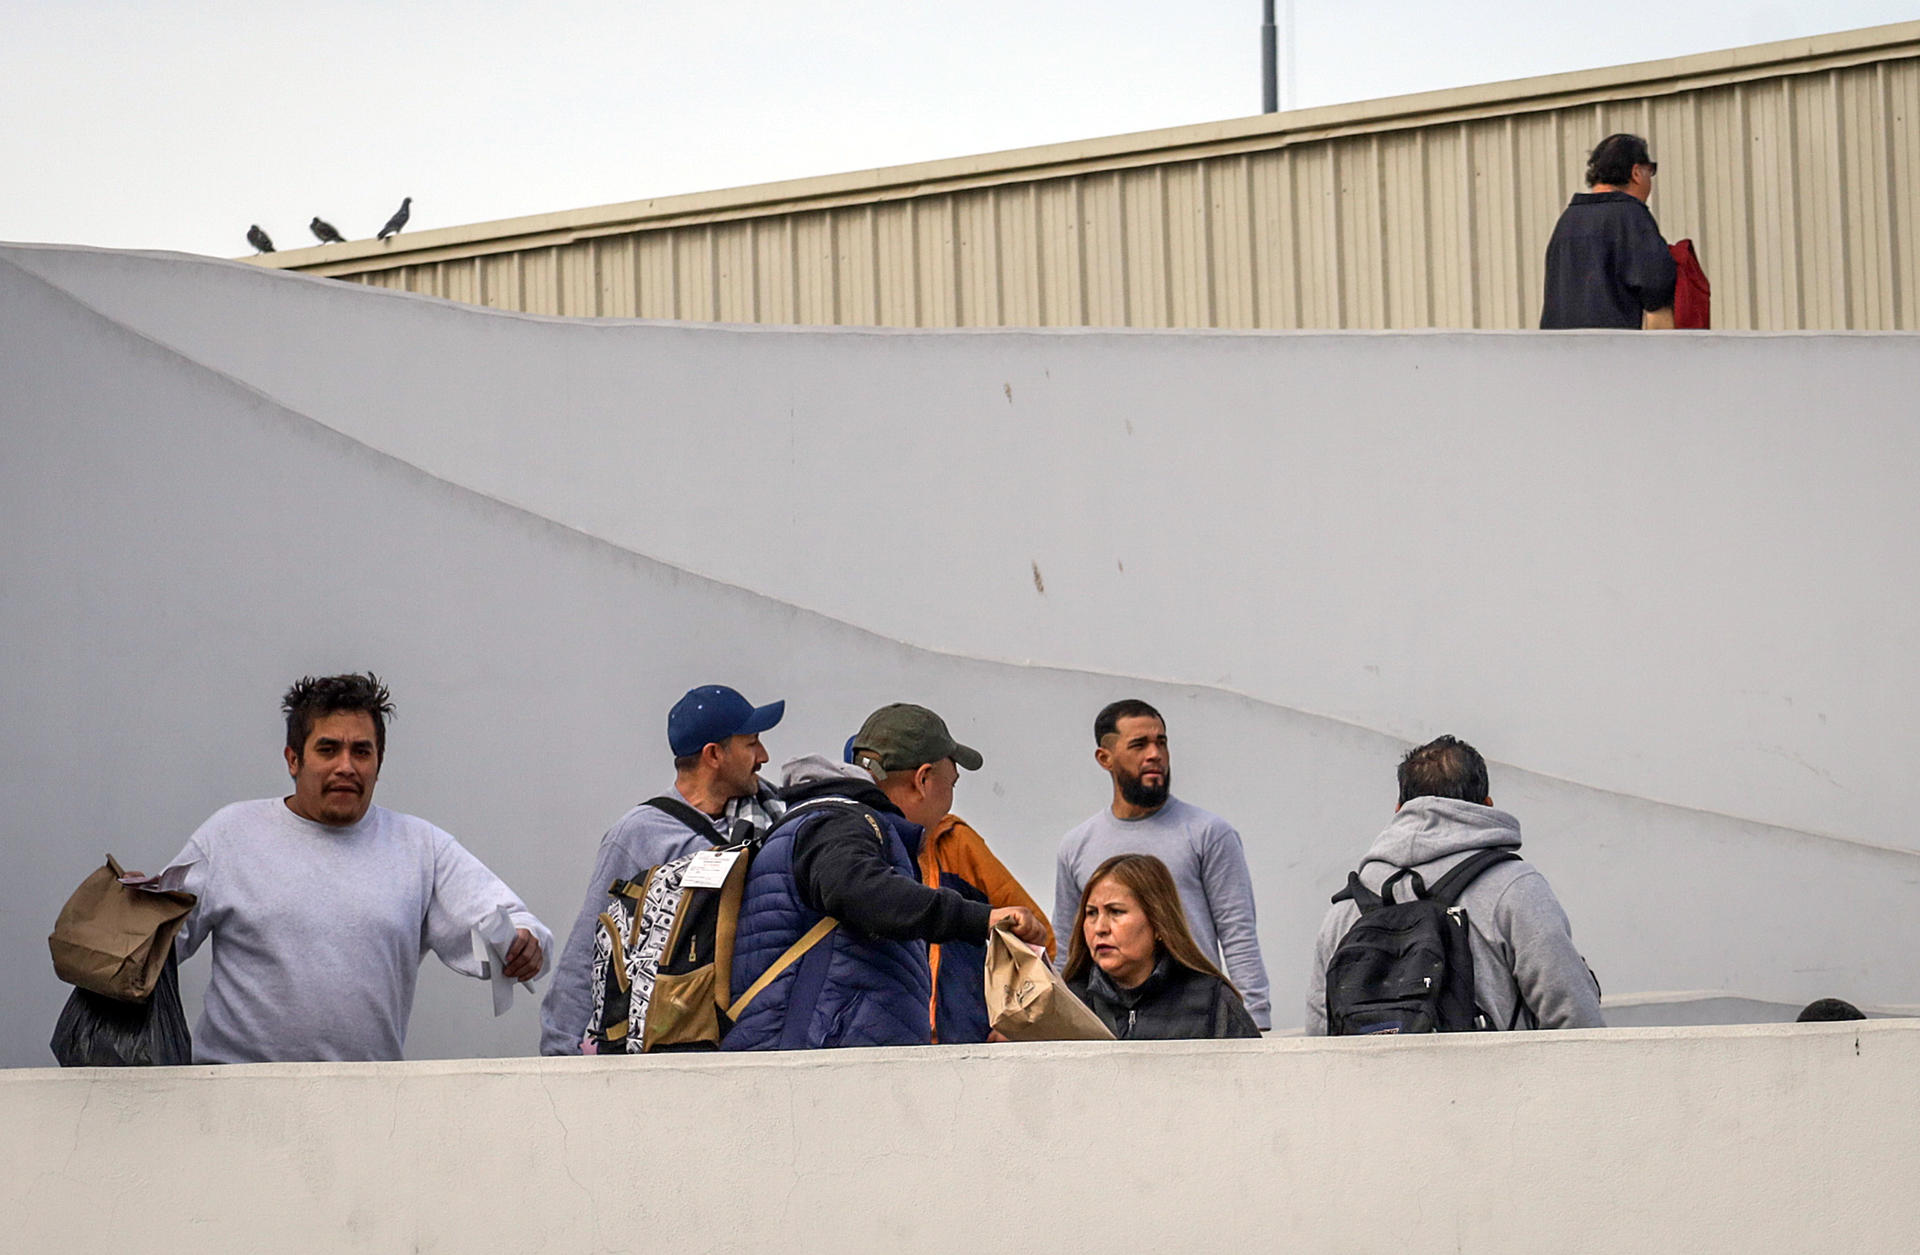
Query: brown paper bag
[
  {"left": 48, "top": 856, "right": 196, "bottom": 1002},
  {"left": 985, "top": 926, "right": 1115, "bottom": 1042}
]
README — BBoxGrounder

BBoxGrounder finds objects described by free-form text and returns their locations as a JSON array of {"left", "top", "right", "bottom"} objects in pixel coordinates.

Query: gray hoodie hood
[
  {"left": 1362, "top": 796, "right": 1522, "bottom": 870},
  {"left": 778, "top": 753, "right": 875, "bottom": 790}
]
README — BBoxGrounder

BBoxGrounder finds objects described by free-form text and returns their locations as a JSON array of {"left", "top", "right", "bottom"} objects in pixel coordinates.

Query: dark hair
[
  {"left": 1797, "top": 997, "right": 1867, "bottom": 1023},
  {"left": 1397, "top": 735, "right": 1490, "bottom": 807},
  {"left": 283, "top": 673, "right": 395, "bottom": 762},
  {"left": 1094, "top": 698, "right": 1164, "bottom": 744},
  {"left": 1062, "top": 853, "right": 1237, "bottom": 998},
  {"left": 1586, "top": 133, "right": 1652, "bottom": 187}
]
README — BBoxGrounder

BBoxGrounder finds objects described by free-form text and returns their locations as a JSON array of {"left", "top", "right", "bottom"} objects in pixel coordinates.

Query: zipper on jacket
[
  {"left": 922, "top": 828, "right": 942, "bottom": 1040},
  {"left": 1126, "top": 1009, "right": 1136, "bottom": 1039}
]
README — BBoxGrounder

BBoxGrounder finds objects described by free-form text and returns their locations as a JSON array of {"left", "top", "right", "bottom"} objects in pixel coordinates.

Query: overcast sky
[{"left": 4, "top": 1, "right": 1913, "bottom": 259}]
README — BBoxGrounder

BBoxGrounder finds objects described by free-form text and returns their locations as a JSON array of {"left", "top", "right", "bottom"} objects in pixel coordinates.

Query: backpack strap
[
  {"left": 1333, "top": 866, "right": 1425, "bottom": 908},
  {"left": 625, "top": 866, "right": 657, "bottom": 946},
  {"left": 1331, "top": 850, "right": 1518, "bottom": 909},
  {"left": 1380, "top": 867, "right": 1428, "bottom": 905},
  {"left": 597, "top": 911, "right": 632, "bottom": 993},
  {"left": 1331, "top": 871, "right": 1382, "bottom": 910},
  {"left": 726, "top": 916, "right": 838, "bottom": 1020},
  {"left": 1426, "top": 848, "right": 1522, "bottom": 907},
  {"left": 641, "top": 794, "right": 729, "bottom": 847}
]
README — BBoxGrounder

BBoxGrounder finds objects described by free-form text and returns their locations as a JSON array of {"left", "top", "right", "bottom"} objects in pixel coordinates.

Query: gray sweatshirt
[
  {"left": 171, "top": 798, "right": 552, "bottom": 1063},
  {"left": 1053, "top": 796, "right": 1272, "bottom": 1029},
  {"left": 1306, "top": 796, "right": 1603, "bottom": 1034}
]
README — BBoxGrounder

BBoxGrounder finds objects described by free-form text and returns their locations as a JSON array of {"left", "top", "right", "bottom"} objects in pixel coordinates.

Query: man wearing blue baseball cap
[{"left": 539, "top": 684, "right": 786, "bottom": 1054}]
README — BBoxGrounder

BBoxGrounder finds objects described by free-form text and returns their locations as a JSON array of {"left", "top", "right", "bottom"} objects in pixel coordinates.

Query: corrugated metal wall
[{"left": 276, "top": 23, "right": 1920, "bottom": 331}]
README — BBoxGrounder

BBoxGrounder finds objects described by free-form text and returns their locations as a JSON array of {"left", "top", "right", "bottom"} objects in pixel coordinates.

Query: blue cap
[{"left": 668, "top": 686, "right": 785, "bottom": 758}]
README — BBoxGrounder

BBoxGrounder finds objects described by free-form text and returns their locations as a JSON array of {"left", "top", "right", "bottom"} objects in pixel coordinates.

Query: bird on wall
[
  {"left": 376, "top": 197, "right": 412, "bottom": 241},
  {"left": 246, "top": 225, "right": 275, "bottom": 253},
  {"left": 309, "top": 216, "right": 347, "bottom": 245}
]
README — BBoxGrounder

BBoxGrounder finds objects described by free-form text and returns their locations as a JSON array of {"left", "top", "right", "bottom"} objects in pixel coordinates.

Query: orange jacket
[{"left": 919, "top": 813, "right": 1052, "bottom": 1042}]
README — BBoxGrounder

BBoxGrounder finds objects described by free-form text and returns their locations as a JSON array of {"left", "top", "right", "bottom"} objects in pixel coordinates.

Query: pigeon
[
  {"left": 246, "top": 224, "right": 275, "bottom": 253},
  {"left": 309, "top": 216, "right": 347, "bottom": 245},
  {"left": 376, "top": 197, "right": 412, "bottom": 240}
]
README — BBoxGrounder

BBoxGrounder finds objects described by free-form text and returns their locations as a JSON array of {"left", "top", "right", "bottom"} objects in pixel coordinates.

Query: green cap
[{"left": 851, "top": 703, "right": 983, "bottom": 775}]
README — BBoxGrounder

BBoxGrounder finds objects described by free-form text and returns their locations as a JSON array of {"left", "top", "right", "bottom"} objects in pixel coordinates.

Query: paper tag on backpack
[{"left": 680, "top": 849, "right": 743, "bottom": 890}]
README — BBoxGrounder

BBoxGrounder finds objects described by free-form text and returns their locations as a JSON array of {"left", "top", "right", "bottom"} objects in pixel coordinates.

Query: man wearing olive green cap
[
  {"left": 852, "top": 706, "right": 1053, "bottom": 1042},
  {"left": 722, "top": 704, "right": 1050, "bottom": 1051}
]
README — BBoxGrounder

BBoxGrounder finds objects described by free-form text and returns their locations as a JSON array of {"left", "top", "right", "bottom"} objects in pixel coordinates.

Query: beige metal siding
[{"left": 283, "top": 22, "right": 1920, "bottom": 332}]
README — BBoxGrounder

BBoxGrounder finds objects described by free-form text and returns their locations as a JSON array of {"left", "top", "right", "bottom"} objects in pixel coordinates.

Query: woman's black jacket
[{"left": 1067, "top": 953, "right": 1260, "bottom": 1040}]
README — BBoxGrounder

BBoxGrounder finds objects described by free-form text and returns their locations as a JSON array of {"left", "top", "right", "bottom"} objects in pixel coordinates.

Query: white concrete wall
[
  {"left": 4, "top": 243, "right": 1918, "bottom": 1069},
  {"left": 4, "top": 1024, "right": 1916, "bottom": 1252},
  {"left": 16, "top": 243, "right": 1920, "bottom": 852}
]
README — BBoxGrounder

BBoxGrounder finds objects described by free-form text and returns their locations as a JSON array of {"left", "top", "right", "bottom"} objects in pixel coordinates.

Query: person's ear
[
  {"left": 700, "top": 741, "right": 724, "bottom": 771},
  {"left": 1483, "top": 795, "right": 1493, "bottom": 806},
  {"left": 1094, "top": 742, "right": 1114, "bottom": 772},
  {"left": 285, "top": 746, "right": 299, "bottom": 778}
]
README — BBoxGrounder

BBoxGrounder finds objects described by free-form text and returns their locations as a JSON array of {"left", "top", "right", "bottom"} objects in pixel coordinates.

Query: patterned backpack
[{"left": 585, "top": 797, "right": 865, "bottom": 1053}]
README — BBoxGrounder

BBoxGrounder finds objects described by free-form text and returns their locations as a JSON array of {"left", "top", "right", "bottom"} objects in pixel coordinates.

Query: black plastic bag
[{"left": 50, "top": 949, "right": 191, "bottom": 1066}]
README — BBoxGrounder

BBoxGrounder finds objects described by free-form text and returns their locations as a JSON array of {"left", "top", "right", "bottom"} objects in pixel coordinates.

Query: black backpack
[{"left": 1324, "top": 848, "right": 1520, "bottom": 1035}]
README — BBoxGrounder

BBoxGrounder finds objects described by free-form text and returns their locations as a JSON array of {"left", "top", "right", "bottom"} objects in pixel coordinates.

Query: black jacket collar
[{"left": 1084, "top": 950, "right": 1175, "bottom": 1009}]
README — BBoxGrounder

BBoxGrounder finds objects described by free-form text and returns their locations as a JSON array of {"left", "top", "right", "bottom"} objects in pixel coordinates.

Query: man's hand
[
  {"left": 989, "top": 906, "right": 1049, "bottom": 948},
  {"left": 502, "top": 928, "right": 543, "bottom": 981}
]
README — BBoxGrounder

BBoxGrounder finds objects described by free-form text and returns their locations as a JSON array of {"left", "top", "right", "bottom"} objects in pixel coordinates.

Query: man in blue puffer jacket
[{"left": 724, "top": 704, "right": 1050, "bottom": 1051}]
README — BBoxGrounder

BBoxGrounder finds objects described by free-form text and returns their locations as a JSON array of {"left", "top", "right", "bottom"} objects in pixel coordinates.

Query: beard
[{"left": 1116, "top": 764, "right": 1170, "bottom": 810}]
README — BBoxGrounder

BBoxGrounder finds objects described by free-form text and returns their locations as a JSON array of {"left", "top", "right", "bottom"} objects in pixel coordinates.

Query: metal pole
[{"left": 1261, "top": 0, "right": 1278, "bottom": 113}]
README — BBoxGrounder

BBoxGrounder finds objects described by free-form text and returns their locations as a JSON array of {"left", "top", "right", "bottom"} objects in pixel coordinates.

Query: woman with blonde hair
[{"left": 1064, "top": 853, "right": 1260, "bottom": 1040}]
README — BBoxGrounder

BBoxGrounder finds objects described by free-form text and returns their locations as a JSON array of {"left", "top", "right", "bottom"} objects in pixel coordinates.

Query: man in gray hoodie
[{"left": 1306, "top": 735, "right": 1603, "bottom": 1034}]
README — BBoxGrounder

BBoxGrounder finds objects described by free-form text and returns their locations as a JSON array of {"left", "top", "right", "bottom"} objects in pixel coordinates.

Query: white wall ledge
[{"left": 7, "top": 1023, "right": 1916, "bottom": 1252}]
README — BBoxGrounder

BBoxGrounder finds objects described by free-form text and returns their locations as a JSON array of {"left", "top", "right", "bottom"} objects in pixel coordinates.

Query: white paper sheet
[
  {"left": 118, "top": 861, "right": 196, "bottom": 894},
  {"left": 470, "top": 905, "right": 525, "bottom": 1016}
]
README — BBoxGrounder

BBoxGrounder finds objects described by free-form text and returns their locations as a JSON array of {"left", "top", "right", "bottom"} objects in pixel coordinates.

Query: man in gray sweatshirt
[
  {"left": 1306, "top": 735, "right": 1603, "bottom": 1034},
  {"left": 169, "top": 673, "right": 552, "bottom": 1063},
  {"left": 1053, "top": 698, "right": 1271, "bottom": 1030}
]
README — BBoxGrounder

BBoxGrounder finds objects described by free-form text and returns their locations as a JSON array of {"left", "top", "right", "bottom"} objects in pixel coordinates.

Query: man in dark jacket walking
[
  {"left": 1540, "top": 133, "right": 1676, "bottom": 329},
  {"left": 723, "top": 704, "right": 1049, "bottom": 1051}
]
